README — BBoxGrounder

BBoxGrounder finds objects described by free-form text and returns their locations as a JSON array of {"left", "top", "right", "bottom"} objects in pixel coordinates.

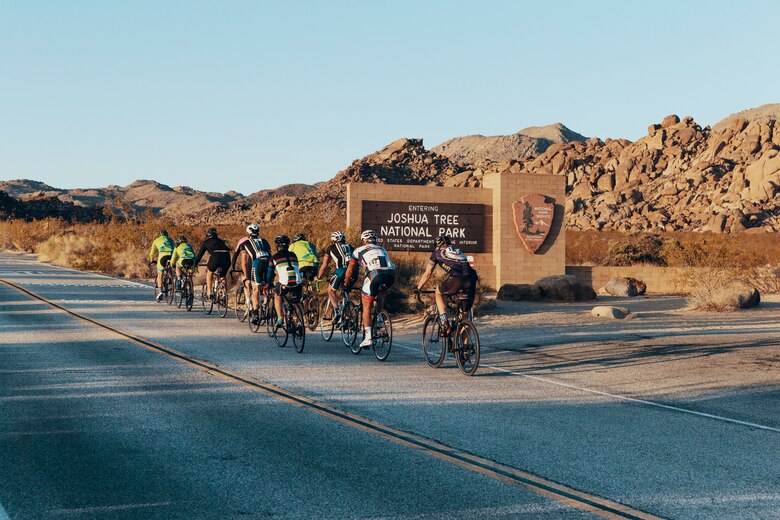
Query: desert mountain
[
  {"left": 711, "top": 104, "right": 780, "bottom": 132},
  {"left": 431, "top": 123, "right": 587, "bottom": 168}
]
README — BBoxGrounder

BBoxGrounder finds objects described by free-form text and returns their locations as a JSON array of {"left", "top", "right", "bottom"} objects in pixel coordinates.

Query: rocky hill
[
  {"left": 431, "top": 123, "right": 586, "bottom": 168},
  {"left": 4, "top": 105, "right": 780, "bottom": 233},
  {"left": 0, "top": 190, "right": 107, "bottom": 222}
]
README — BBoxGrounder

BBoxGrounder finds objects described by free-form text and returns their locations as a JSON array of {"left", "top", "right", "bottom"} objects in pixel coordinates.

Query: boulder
[
  {"left": 602, "top": 277, "right": 647, "bottom": 297},
  {"left": 661, "top": 114, "right": 681, "bottom": 128},
  {"left": 591, "top": 306, "right": 631, "bottom": 319},
  {"left": 735, "top": 287, "right": 761, "bottom": 308},
  {"left": 497, "top": 284, "right": 543, "bottom": 301},
  {"left": 535, "top": 275, "right": 597, "bottom": 302}
]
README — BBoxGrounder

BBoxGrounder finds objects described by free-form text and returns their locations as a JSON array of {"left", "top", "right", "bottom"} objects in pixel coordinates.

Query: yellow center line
[{"left": 0, "top": 278, "right": 664, "bottom": 520}]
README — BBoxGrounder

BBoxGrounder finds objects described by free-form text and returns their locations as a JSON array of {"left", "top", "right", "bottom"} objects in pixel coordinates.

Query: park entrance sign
[
  {"left": 361, "top": 201, "right": 485, "bottom": 252},
  {"left": 347, "top": 172, "right": 565, "bottom": 287}
]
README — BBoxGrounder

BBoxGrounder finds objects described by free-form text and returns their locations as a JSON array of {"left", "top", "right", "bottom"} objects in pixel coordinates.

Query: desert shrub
[
  {"left": 684, "top": 268, "right": 761, "bottom": 311},
  {"left": 603, "top": 234, "right": 666, "bottom": 266}
]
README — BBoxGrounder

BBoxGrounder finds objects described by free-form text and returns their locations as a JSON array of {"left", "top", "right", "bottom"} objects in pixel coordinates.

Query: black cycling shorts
[
  {"left": 251, "top": 259, "right": 270, "bottom": 286},
  {"left": 329, "top": 267, "right": 347, "bottom": 290},
  {"left": 159, "top": 255, "right": 172, "bottom": 267},
  {"left": 208, "top": 257, "right": 230, "bottom": 278},
  {"left": 274, "top": 283, "right": 302, "bottom": 302},
  {"left": 438, "top": 273, "right": 477, "bottom": 311},
  {"left": 180, "top": 258, "right": 194, "bottom": 269},
  {"left": 299, "top": 266, "right": 318, "bottom": 282},
  {"left": 363, "top": 270, "right": 395, "bottom": 298}
]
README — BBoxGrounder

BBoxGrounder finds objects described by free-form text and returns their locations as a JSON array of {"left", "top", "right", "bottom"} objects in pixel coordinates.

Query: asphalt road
[{"left": 1, "top": 253, "right": 778, "bottom": 519}]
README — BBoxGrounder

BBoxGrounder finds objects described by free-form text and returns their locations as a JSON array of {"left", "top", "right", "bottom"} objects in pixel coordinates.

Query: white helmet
[
  {"left": 360, "top": 229, "right": 377, "bottom": 243},
  {"left": 246, "top": 223, "right": 260, "bottom": 237},
  {"left": 330, "top": 231, "right": 346, "bottom": 243}
]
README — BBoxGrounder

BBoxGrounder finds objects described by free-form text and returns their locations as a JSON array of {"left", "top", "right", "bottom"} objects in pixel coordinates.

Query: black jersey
[
  {"left": 325, "top": 242, "right": 353, "bottom": 269},
  {"left": 429, "top": 246, "right": 475, "bottom": 278}
]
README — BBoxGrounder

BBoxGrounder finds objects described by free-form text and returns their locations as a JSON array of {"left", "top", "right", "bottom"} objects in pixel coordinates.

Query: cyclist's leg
[
  {"left": 205, "top": 269, "right": 214, "bottom": 298},
  {"left": 274, "top": 283, "right": 285, "bottom": 325}
]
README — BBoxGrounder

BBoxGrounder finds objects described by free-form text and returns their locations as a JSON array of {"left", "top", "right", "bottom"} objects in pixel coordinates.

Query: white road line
[
  {"left": 49, "top": 501, "right": 173, "bottom": 515},
  {"left": 0, "top": 503, "right": 9, "bottom": 520},
  {"left": 393, "top": 341, "right": 780, "bottom": 433}
]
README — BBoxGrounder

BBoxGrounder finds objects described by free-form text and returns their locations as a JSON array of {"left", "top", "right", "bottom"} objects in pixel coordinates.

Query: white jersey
[{"left": 351, "top": 244, "right": 395, "bottom": 274}]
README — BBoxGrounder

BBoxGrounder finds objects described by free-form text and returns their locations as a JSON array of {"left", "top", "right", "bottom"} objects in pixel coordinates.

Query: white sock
[{"left": 364, "top": 326, "right": 372, "bottom": 338}]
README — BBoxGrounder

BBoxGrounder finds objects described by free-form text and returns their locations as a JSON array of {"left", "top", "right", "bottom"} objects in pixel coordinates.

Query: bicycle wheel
[
  {"left": 292, "top": 304, "right": 306, "bottom": 353},
  {"left": 422, "top": 315, "right": 446, "bottom": 368},
  {"left": 274, "top": 308, "right": 288, "bottom": 347},
  {"left": 164, "top": 272, "right": 174, "bottom": 305},
  {"left": 347, "top": 305, "right": 363, "bottom": 355},
  {"left": 216, "top": 281, "right": 228, "bottom": 318},
  {"left": 201, "top": 283, "right": 213, "bottom": 314},
  {"left": 265, "top": 304, "right": 277, "bottom": 337},
  {"left": 305, "top": 292, "right": 319, "bottom": 331},
  {"left": 455, "top": 321, "right": 480, "bottom": 376},
  {"left": 320, "top": 300, "right": 335, "bottom": 341},
  {"left": 372, "top": 310, "right": 392, "bottom": 361},
  {"left": 185, "top": 279, "right": 194, "bottom": 311},
  {"left": 235, "top": 284, "right": 247, "bottom": 322},
  {"left": 175, "top": 280, "right": 183, "bottom": 307}
]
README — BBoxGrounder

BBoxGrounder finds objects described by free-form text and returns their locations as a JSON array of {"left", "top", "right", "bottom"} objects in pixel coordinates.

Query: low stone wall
[{"left": 566, "top": 265, "right": 695, "bottom": 294}]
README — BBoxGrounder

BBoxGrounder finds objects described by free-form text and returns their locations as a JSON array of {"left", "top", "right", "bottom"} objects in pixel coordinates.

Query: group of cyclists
[{"left": 148, "top": 223, "right": 479, "bottom": 351}]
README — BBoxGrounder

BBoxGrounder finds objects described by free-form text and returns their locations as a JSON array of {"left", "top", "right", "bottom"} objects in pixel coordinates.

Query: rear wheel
[
  {"left": 164, "top": 271, "right": 174, "bottom": 305},
  {"left": 265, "top": 304, "right": 277, "bottom": 337},
  {"left": 235, "top": 284, "right": 247, "bottom": 322},
  {"left": 292, "top": 304, "right": 306, "bottom": 353},
  {"left": 422, "top": 315, "right": 445, "bottom": 368},
  {"left": 174, "top": 279, "right": 183, "bottom": 307},
  {"left": 344, "top": 304, "right": 362, "bottom": 354},
  {"left": 320, "top": 300, "right": 335, "bottom": 341},
  {"left": 216, "top": 281, "right": 228, "bottom": 318},
  {"left": 201, "top": 283, "right": 213, "bottom": 314},
  {"left": 372, "top": 310, "right": 392, "bottom": 361},
  {"left": 185, "top": 279, "right": 194, "bottom": 311},
  {"left": 455, "top": 321, "right": 480, "bottom": 376},
  {"left": 305, "top": 291, "right": 319, "bottom": 331},
  {"left": 273, "top": 308, "right": 288, "bottom": 347}
]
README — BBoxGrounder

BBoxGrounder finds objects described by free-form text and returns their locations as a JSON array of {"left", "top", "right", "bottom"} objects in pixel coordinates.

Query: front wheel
[
  {"left": 292, "top": 304, "right": 306, "bottom": 353},
  {"left": 185, "top": 279, "right": 194, "bottom": 311},
  {"left": 216, "top": 281, "right": 228, "bottom": 318},
  {"left": 345, "top": 305, "right": 362, "bottom": 355},
  {"left": 235, "top": 284, "right": 247, "bottom": 322},
  {"left": 455, "top": 321, "right": 480, "bottom": 376},
  {"left": 422, "top": 315, "right": 445, "bottom": 368},
  {"left": 201, "top": 283, "right": 213, "bottom": 314},
  {"left": 320, "top": 300, "right": 335, "bottom": 341},
  {"left": 372, "top": 310, "right": 392, "bottom": 361}
]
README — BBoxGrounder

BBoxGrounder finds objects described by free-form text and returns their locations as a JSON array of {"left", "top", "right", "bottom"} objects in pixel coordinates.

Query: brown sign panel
[
  {"left": 513, "top": 194, "right": 554, "bottom": 254},
  {"left": 361, "top": 200, "right": 486, "bottom": 252}
]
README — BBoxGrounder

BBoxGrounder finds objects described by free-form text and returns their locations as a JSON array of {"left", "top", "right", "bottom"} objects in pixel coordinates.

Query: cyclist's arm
[
  {"left": 417, "top": 262, "right": 436, "bottom": 291},
  {"left": 149, "top": 242, "right": 158, "bottom": 262},
  {"left": 170, "top": 248, "right": 180, "bottom": 266},
  {"left": 230, "top": 246, "right": 240, "bottom": 272},
  {"left": 343, "top": 258, "right": 357, "bottom": 288},
  {"left": 317, "top": 255, "right": 330, "bottom": 279},
  {"left": 194, "top": 242, "right": 207, "bottom": 266}
]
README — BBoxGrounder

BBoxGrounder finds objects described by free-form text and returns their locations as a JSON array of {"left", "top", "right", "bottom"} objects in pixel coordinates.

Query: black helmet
[
  {"left": 205, "top": 227, "right": 218, "bottom": 239},
  {"left": 275, "top": 235, "right": 291, "bottom": 247},
  {"left": 435, "top": 235, "right": 451, "bottom": 248},
  {"left": 292, "top": 233, "right": 306, "bottom": 242},
  {"left": 159, "top": 230, "right": 168, "bottom": 237},
  {"left": 176, "top": 235, "right": 188, "bottom": 245}
]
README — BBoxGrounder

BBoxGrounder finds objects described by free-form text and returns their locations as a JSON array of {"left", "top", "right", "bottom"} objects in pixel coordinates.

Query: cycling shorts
[
  {"left": 361, "top": 270, "right": 395, "bottom": 299},
  {"left": 251, "top": 259, "right": 270, "bottom": 286},
  {"left": 157, "top": 254, "right": 172, "bottom": 273},
  {"left": 438, "top": 273, "right": 478, "bottom": 311},
  {"left": 274, "top": 283, "right": 302, "bottom": 302},
  {"left": 329, "top": 267, "right": 347, "bottom": 290},
  {"left": 299, "top": 265, "right": 318, "bottom": 282},
  {"left": 178, "top": 258, "right": 195, "bottom": 270},
  {"left": 207, "top": 256, "right": 230, "bottom": 277}
]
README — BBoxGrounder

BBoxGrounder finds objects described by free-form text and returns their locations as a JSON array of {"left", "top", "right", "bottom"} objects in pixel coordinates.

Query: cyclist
[
  {"left": 231, "top": 223, "right": 272, "bottom": 324},
  {"left": 171, "top": 235, "right": 197, "bottom": 288},
  {"left": 416, "top": 235, "right": 478, "bottom": 335},
  {"left": 149, "top": 230, "right": 175, "bottom": 301},
  {"left": 290, "top": 233, "right": 320, "bottom": 282},
  {"left": 316, "top": 231, "right": 353, "bottom": 326},
  {"left": 268, "top": 235, "right": 303, "bottom": 329},
  {"left": 194, "top": 227, "right": 231, "bottom": 301},
  {"left": 343, "top": 229, "right": 395, "bottom": 349}
]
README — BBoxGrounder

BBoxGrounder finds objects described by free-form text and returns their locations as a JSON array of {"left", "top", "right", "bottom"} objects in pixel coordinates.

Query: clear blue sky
[{"left": 1, "top": 0, "right": 777, "bottom": 195}]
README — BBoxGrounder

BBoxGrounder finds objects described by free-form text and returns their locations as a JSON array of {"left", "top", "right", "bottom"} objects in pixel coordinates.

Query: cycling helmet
[
  {"left": 435, "top": 235, "right": 451, "bottom": 248},
  {"left": 205, "top": 227, "right": 217, "bottom": 239},
  {"left": 275, "top": 234, "right": 291, "bottom": 246},
  {"left": 330, "top": 231, "right": 346, "bottom": 243},
  {"left": 246, "top": 223, "right": 260, "bottom": 237},
  {"left": 176, "top": 235, "right": 187, "bottom": 245},
  {"left": 360, "top": 229, "right": 377, "bottom": 243},
  {"left": 159, "top": 230, "right": 168, "bottom": 237},
  {"left": 292, "top": 233, "right": 306, "bottom": 242}
]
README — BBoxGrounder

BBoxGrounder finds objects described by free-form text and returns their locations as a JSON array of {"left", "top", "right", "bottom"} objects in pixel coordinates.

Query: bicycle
[
  {"left": 174, "top": 265, "right": 196, "bottom": 311},
  {"left": 248, "top": 282, "right": 272, "bottom": 334},
  {"left": 234, "top": 271, "right": 248, "bottom": 323},
  {"left": 201, "top": 271, "right": 229, "bottom": 317},
  {"left": 417, "top": 289, "right": 480, "bottom": 376},
  {"left": 301, "top": 279, "right": 321, "bottom": 332},
  {"left": 152, "top": 262, "right": 173, "bottom": 304},
  {"left": 272, "top": 290, "right": 305, "bottom": 353},
  {"left": 343, "top": 289, "right": 392, "bottom": 361},
  {"left": 320, "top": 286, "right": 348, "bottom": 342}
]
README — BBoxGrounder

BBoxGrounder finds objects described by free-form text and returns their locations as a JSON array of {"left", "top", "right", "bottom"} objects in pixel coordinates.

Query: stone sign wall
[{"left": 347, "top": 172, "right": 565, "bottom": 288}]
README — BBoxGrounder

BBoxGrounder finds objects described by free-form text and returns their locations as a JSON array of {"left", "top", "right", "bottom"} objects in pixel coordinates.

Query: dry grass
[{"left": 684, "top": 268, "right": 761, "bottom": 312}]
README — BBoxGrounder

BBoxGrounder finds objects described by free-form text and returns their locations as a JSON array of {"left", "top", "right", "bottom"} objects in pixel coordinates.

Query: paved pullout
[{"left": 1, "top": 253, "right": 778, "bottom": 519}]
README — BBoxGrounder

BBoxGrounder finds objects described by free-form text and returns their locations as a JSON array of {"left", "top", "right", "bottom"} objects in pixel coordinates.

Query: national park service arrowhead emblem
[{"left": 513, "top": 194, "right": 554, "bottom": 254}]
